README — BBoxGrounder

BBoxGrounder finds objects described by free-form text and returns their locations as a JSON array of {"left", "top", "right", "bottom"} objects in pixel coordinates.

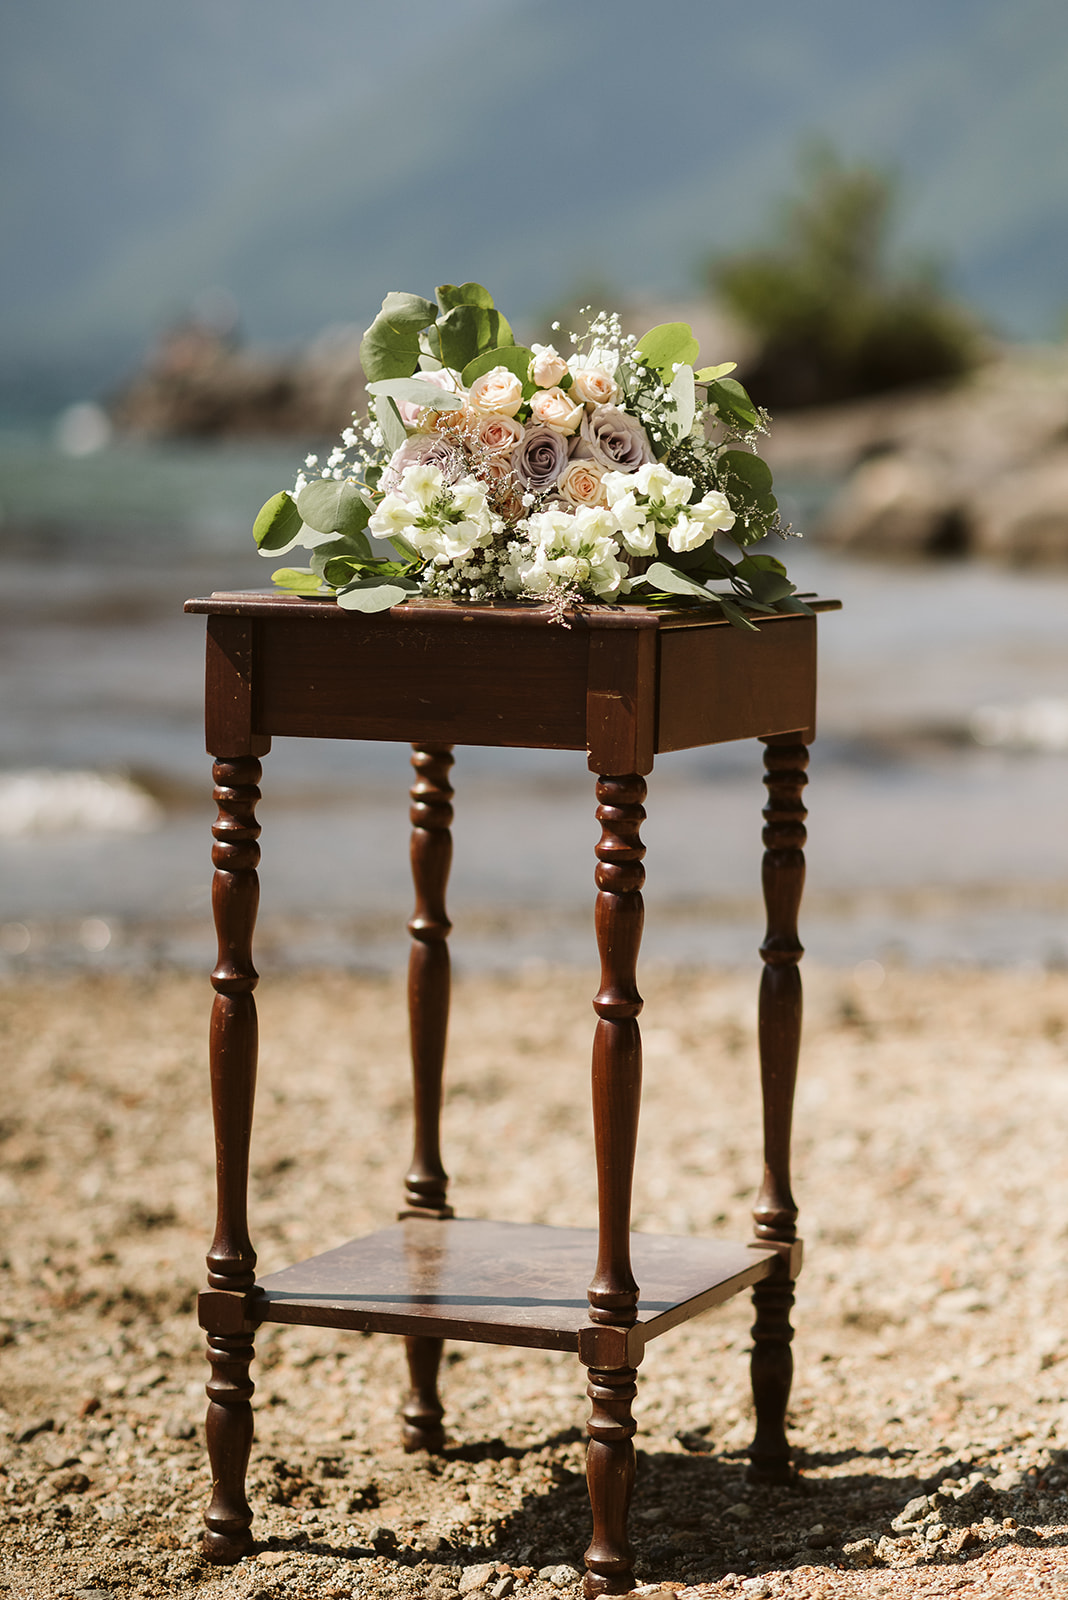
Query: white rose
[
  {"left": 529, "top": 386, "right": 584, "bottom": 435},
  {"left": 570, "top": 364, "right": 618, "bottom": 406},
  {"left": 529, "top": 343, "right": 569, "bottom": 388},
  {"left": 468, "top": 366, "right": 524, "bottom": 417},
  {"left": 692, "top": 488, "right": 736, "bottom": 533},
  {"left": 557, "top": 459, "right": 608, "bottom": 508}
]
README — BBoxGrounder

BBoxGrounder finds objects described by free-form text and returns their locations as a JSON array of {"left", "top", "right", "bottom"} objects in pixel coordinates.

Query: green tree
[{"left": 708, "top": 147, "right": 981, "bottom": 408}]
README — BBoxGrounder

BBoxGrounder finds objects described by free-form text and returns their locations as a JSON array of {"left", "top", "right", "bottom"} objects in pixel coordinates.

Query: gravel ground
[{"left": 3, "top": 963, "right": 1068, "bottom": 1600}]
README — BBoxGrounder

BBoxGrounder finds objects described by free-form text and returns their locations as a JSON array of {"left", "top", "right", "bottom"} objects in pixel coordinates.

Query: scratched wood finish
[
  {"left": 187, "top": 591, "right": 837, "bottom": 1583},
  {"left": 202, "top": 754, "right": 262, "bottom": 1561},
  {"left": 748, "top": 735, "right": 809, "bottom": 1486}
]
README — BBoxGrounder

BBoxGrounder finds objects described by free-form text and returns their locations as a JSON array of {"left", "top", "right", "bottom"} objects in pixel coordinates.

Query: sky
[{"left": 3, "top": 0, "right": 1067, "bottom": 412}]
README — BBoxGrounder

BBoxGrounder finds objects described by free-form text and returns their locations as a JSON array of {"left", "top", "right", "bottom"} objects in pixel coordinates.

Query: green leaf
[
  {"left": 335, "top": 575, "right": 421, "bottom": 612},
  {"left": 707, "top": 377, "right": 760, "bottom": 431},
  {"left": 270, "top": 567, "right": 323, "bottom": 594},
  {"left": 720, "top": 450, "right": 773, "bottom": 494},
  {"left": 668, "top": 543, "right": 736, "bottom": 582},
  {"left": 308, "top": 531, "right": 373, "bottom": 577},
  {"left": 695, "top": 361, "right": 738, "bottom": 382},
  {"left": 667, "top": 363, "right": 696, "bottom": 443},
  {"left": 435, "top": 304, "right": 514, "bottom": 371},
  {"left": 297, "top": 478, "right": 373, "bottom": 538},
  {"left": 374, "top": 394, "right": 408, "bottom": 454},
  {"left": 633, "top": 321, "right": 700, "bottom": 379},
  {"left": 366, "top": 376, "right": 463, "bottom": 412},
  {"left": 360, "top": 291, "right": 438, "bottom": 382},
  {"left": 386, "top": 531, "right": 418, "bottom": 562},
  {"left": 253, "top": 490, "right": 303, "bottom": 553},
  {"left": 736, "top": 554, "right": 796, "bottom": 604},
  {"left": 719, "top": 595, "right": 761, "bottom": 633},
  {"left": 436, "top": 282, "right": 495, "bottom": 313},
  {"left": 774, "top": 594, "right": 815, "bottom": 616},
  {"left": 461, "top": 345, "right": 536, "bottom": 393},
  {"left": 632, "top": 561, "right": 720, "bottom": 603}
]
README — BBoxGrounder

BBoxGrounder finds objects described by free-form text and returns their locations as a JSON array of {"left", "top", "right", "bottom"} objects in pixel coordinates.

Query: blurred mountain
[{"left": 3, "top": 0, "right": 1068, "bottom": 413}]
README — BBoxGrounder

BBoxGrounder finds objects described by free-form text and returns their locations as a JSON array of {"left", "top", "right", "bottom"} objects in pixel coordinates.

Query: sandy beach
[{"left": 2, "top": 962, "right": 1068, "bottom": 1599}]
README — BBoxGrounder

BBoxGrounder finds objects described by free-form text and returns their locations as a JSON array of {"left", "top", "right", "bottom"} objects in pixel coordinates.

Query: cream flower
[
  {"left": 529, "top": 343, "right": 568, "bottom": 388},
  {"left": 473, "top": 413, "right": 524, "bottom": 454},
  {"left": 634, "top": 462, "right": 691, "bottom": 506},
  {"left": 468, "top": 366, "right": 524, "bottom": 417},
  {"left": 368, "top": 492, "right": 418, "bottom": 540},
  {"left": 557, "top": 459, "right": 608, "bottom": 508},
  {"left": 570, "top": 364, "right": 618, "bottom": 406},
  {"left": 528, "top": 386, "right": 584, "bottom": 435},
  {"left": 400, "top": 463, "right": 446, "bottom": 509}
]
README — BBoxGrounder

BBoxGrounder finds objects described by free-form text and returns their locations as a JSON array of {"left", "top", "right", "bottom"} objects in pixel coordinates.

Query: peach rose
[
  {"left": 557, "top": 459, "right": 608, "bottom": 508},
  {"left": 468, "top": 366, "right": 523, "bottom": 417},
  {"left": 529, "top": 385, "right": 584, "bottom": 435},
  {"left": 570, "top": 364, "right": 618, "bottom": 406},
  {"left": 529, "top": 342, "right": 569, "bottom": 388},
  {"left": 474, "top": 413, "right": 524, "bottom": 454}
]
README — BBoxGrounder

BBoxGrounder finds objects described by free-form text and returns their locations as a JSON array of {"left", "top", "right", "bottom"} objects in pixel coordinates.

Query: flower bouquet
[{"left": 253, "top": 283, "right": 808, "bottom": 629}]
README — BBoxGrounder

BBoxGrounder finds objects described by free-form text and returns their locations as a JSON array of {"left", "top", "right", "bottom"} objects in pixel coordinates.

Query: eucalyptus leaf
[
  {"left": 374, "top": 394, "right": 408, "bottom": 454},
  {"left": 735, "top": 553, "right": 795, "bottom": 603},
  {"left": 719, "top": 595, "right": 761, "bottom": 633},
  {"left": 773, "top": 594, "right": 816, "bottom": 616},
  {"left": 436, "top": 282, "right": 495, "bottom": 313},
  {"left": 695, "top": 361, "right": 738, "bottom": 382},
  {"left": 667, "top": 363, "right": 696, "bottom": 442},
  {"left": 309, "top": 531, "right": 373, "bottom": 578},
  {"left": 461, "top": 345, "right": 535, "bottom": 392},
  {"left": 253, "top": 490, "right": 303, "bottom": 552},
  {"left": 297, "top": 477, "right": 373, "bottom": 538},
  {"left": 668, "top": 543, "right": 736, "bottom": 581},
  {"left": 335, "top": 575, "right": 421, "bottom": 613},
  {"left": 366, "top": 377, "right": 463, "bottom": 411},
  {"left": 707, "top": 377, "right": 760, "bottom": 430},
  {"left": 633, "top": 322, "right": 699, "bottom": 379},
  {"left": 437, "top": 305, "right": 513, "bottom": 371},
  {"left": 270, "top": 567, "right": 323, "bottom": 594},
  {"left": 360, "top": 291, "right": 437, "bottom": 382},
  {"left": 633, "top": 561, "right": 718, "bottom": 602}
]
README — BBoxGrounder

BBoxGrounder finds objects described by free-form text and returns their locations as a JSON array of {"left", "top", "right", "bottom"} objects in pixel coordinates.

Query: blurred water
[{"left": 3, "top": 428, "right": 1068, "bottom": 973}]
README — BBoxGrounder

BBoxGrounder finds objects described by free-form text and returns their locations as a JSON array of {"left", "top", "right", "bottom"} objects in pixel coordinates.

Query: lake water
[{"left": 3, "top": 427, "right": 1068, "bottom": 975}]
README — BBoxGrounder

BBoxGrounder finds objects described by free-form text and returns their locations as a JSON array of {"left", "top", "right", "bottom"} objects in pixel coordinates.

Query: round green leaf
[
  {"left": 461, "top": 345, "right": 535, "bottom": 391},
  {"left": 366, "top": 377, "right": 463, "bottom": 411},
  {"left": 297, "top": 478, "right": 373, "bottom": 538},
  {"left": 634, "top": 322, "right": 700, "bottom": 379},
  {"left": 270, "top": 567, "right": 323, "bottom": 594},
  {"left": 436, "top": 282, "right": 495, "bottom": 313},
  {"left": 360, "top": 292, "right": 438, "bottom": 382},
  {"left": 253, "top": 491, "right": 303, "bottom": 552},
  {"left": 335, "top": 576, "right": 420, "bottom": 612}
]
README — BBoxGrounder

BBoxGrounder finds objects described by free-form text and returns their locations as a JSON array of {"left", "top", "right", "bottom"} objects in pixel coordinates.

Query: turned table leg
[
  {"left": 748, "top": 735, "right": 808, "bottom": 1486},
  {"left": 583, "top": 773, "right": 646, "bottom": 1598},
  {"left": 400, "top": 745, "right": 454, "bottom": 1452},
  {"left": 201, "top": 755, "right": 263, "bottom": 1562}
]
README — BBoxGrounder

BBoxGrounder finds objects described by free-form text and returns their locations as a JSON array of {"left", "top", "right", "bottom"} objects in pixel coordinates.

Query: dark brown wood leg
[
  {"left": 401, "top": 745, "right": 454, "bottom": 1220},
  {"left": 402, "top": 1335, "right": 446, "bottom": 1453},
  {"left": 583, "top": 774, "right": 646, "bottom": 1597},
  {"left": 399, "top": 747, "right": 454, "bottom": 1451},
  {"left": 201, "top": 755, "right": 262, "bottom": 1562},
  {"left": 747, "top": 735, "right": 807, "bottom": 1487},
  {"left": 584, "top": 1364, "right": 639, "bottom": 1597}
]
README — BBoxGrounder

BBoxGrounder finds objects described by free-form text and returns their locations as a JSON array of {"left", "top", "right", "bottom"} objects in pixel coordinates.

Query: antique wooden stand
[{"left": 184, "top": 590, "right": 837, "bottom": 1597}]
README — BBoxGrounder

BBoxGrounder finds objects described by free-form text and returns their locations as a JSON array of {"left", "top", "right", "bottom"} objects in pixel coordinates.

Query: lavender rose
[
  {"left": 381, "top": 432, "right": 460, "bottom": 494},
  {"left": 512, "top": 425, "right": 569, "bottom": 492},
  {"left": 575, "top": 405, "right": 655, "bottom": 473}
]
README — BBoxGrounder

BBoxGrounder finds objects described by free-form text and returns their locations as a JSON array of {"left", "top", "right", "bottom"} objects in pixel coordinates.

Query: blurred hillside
[{"left": 3, "top": 0, "right": 1068, "bottom": 415}]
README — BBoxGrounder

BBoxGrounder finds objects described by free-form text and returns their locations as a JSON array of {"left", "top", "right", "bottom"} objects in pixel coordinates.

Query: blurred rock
[
  {"left": 111, "top": 319, "right": 366, "bottom": 440},
  {"left": 763, "top": 345, "right": 1068, "bottom": 563}
]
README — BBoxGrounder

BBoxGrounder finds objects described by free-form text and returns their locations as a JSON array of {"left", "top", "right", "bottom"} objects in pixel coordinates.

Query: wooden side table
[{"left": 183, "top": 591, "right": 838, "bottom": 1598}]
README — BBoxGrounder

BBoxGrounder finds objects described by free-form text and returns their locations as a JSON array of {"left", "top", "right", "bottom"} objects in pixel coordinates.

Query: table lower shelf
[{"left": 251, "top": 1217, "right": 785, "bottom": 1357}]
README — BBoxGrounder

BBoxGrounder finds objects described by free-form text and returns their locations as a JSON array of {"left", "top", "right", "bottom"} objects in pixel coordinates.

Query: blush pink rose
[
  {"left": 558, "top": 459, "right": 608, "bottom": 508},
  {"left": 529, "top": 343, "right": 569, "bottom": 387},
  {"left": 570, "top": 365, "right": 618, "bottom": 406},
  {"left": 468, "top": 366, "right": 524, "bottom": 416},
  {"left": 529, "top": 385, "right": 584, "bottom": 435},
  {"left": 474, "top": 413, "right": 524, "bottom": 454}
]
